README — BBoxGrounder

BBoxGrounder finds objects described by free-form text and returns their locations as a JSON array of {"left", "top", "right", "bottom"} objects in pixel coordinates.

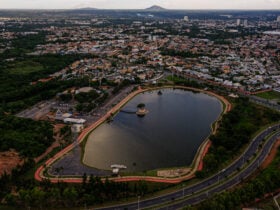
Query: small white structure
[
  {"left": 111, "top": 164, "right": 127, "bottom": 175},
  {"left": 183, "top": 16, "right": 189, "bottom": 22},
  {"left": 71, "top": 124, "right": 84, "bottom": 133},
  {"left": 62, "top": 113, "right": 72, "bottom": 118},
  {"left": 64, "top": 118, "right": 86, "bottom": 124},
  {"left": 112, "top": 168, "right": 119, "bottom": 175},
  {"left": 229, "top": 93, "right": 239, "bottom": 98},
  {"left": 76, "top": 87, "right": 93, "bottom": 94},
  {"left": 111, "top": 164, "right": 127, "bottom": 169},
  {"left": 55, "top": 109, "right": 63, "bottom": 118}
]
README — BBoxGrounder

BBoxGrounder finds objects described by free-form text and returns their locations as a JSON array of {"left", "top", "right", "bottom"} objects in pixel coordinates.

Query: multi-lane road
[{"left": 96, "top": 124, "right": 280, "bottom": 210}]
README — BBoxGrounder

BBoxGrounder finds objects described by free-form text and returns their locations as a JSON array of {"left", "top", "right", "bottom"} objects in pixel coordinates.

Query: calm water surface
[{"left": 83, "top": 89, "right": 222, "bottom": 172}]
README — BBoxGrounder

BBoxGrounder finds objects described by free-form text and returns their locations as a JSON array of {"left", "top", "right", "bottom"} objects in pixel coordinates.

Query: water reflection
[{"left": 83, "top": 89, "right": 222, "bottom": 172}]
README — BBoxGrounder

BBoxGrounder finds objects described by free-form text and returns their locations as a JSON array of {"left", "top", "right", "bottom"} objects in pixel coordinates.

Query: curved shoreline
[{"left": 34, "top": 86, "right": 231, "bottom": 183}]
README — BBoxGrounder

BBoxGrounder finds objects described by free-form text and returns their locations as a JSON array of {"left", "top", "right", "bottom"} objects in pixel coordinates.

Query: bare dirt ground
[
  {"left": 0, "top": 149, "right": 23, "bottom": 175},
  {"left": 157, "top": 168, "right": 191, "bottom": 178},
  {"left": 0, "top": 124, "right": 65, "bottom": 176},
  {"left": 260, "top": 138, "right": 280, "bottom": 169},
  {"left": 34, "top": 124, "right": 64, "bottom": 163}
]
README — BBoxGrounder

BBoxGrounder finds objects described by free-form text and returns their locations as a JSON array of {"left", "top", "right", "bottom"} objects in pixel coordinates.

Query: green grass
[
  {"left": 5, "top": 60, "right": 44, "bottom": 75},
  {"left": 256, "top": 91, "right": 280, "bottom": 101},
  {"left": 166, "top": 75, "right": 186, "bottom": 83}
]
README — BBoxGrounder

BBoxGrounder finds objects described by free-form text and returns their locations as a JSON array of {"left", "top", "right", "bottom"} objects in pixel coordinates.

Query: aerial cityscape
[{"left": 0, "top": 1, "right": 280, "bottom": 210}]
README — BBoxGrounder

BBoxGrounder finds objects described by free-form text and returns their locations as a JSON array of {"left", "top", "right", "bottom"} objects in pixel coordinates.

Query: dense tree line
[
  {"left": 196, "top": 148, "right": 280, "bottom": 210},
  {"left": 199, "top": 98, "right": 280, "bottom": 176},
  {"left": 75, "top": 91, "right": 109, "bottom": 113},
  {"left": 0, "top": 115, "right": 54, "bottom": 157},
  {"left": 0, "top": 54, "right": 93, "bottom": 114},
  {"left": 112, "top": 79, "right": 132, "bottom": 94},
  {"left": 75, "top": 90, "right": 99, "bottom": 103},
  {"left": 161, "top": 48, "right": 216, "bottom": 58},
  {"left": 0, "top": 33, "right": 47, "bottom": 59},
  {"left": 0, "top": 78, "right": 90, "bottom": 114},
  {"left": 0, "top": 31, "right": 95, "bottom": 114},
  {"left": 1, "top": 171, "right": 170, "bottom": 209},
  {"left": 167, "top": 75, "right": 205, "bottom": 89}
]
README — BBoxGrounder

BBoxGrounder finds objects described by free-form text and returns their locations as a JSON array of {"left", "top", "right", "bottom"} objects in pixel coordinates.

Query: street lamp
[
  {"left": 218, "top": 169, "right": 225, "bottom": 183},
  {"left": 138, "top": 196, "right": 140, "bottom": 210}
]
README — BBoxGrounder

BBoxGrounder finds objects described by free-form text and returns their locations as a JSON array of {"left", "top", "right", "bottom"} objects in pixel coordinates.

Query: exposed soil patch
[
  {"left": 260, "top": 138, "right": 280, "bottom": 169},
  {"left": 34, "top": 124, "right": 65, "bottom": 163},
  {"left": 0, "top": 150, "right": 23, "bottom": 175},
  {"left": 157, "top": 168, "right": 191, "bottom": 178}
]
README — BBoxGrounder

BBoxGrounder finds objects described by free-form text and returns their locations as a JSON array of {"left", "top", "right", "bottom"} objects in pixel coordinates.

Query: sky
[{"left": 0, "top": 0, "right": 280, "bottom": 10}]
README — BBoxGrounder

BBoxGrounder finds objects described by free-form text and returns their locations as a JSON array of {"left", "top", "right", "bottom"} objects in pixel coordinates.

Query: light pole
[
  {"left": 218, "top": 169, "right": 225, "bottom": 183},
  {"left": 182, "top": 184, "right": 185, "bottom": 198},
  {"left": 138, "top": 195, "right": 140, "bottom": 210}
]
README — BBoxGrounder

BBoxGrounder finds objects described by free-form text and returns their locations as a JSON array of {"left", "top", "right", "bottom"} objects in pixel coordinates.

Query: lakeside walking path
[{"left": 35, "top": 86, "right": 231, "bottom": 183}]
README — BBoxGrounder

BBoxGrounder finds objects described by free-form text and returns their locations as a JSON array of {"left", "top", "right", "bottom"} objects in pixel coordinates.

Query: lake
[{"left": 83, "top": 88, "right": 222, "bottom": 172}]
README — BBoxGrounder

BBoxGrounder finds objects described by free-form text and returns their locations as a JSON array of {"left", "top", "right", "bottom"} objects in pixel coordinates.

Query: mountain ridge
[{"left": 145, "top": 5, "right": 166, "bottom": 11}]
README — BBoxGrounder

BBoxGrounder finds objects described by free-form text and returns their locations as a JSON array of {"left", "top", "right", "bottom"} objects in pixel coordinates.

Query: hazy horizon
[{"left": 1, "top": 0, "right": 280, "bottom": 10}]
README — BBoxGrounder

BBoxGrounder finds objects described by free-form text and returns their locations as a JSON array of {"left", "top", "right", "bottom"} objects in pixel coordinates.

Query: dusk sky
[{"left": 1, "top": 0, "right": 280, "bottom": 10}]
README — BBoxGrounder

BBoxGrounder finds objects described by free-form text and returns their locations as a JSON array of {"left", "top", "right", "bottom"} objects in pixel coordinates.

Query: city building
[
  {"left": 244, "top": 19, "right": 248, "bottom": 27},
  {"left": 237, "top": 19, "right": 241, "bottom": 26}
]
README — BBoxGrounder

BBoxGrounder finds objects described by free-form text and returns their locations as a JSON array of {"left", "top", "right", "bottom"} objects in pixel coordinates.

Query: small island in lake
[{"left": 136, "top": 103, "right": 149, "bottom": 117}]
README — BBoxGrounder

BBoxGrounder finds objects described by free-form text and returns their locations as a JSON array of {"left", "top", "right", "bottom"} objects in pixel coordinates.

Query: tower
[
  {"left": 236, "top": 19, "right": 241, "bottom": 26},
  {"left": 243, "top": 19, "right": 248, "bottom": 27}
]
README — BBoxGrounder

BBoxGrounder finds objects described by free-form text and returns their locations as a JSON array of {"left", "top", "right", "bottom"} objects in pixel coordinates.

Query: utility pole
[{"left": 138, "top": 196, "right": 140, "bottom": 210}]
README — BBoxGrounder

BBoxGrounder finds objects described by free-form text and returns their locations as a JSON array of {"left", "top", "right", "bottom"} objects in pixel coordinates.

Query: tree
[{"left": 62, "top": 187, "right": 78, "bottom": 207}]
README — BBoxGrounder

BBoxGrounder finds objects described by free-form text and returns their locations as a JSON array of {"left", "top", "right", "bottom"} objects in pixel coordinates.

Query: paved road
[
  {"left": 16, "top": 99, "right": 56, "bottom": 119},
  {"left": 250, "top": 95, "right": 280, "bottom": 112},
  {"left": 96, "top": 124, "right": 280, "bottom": 210},
  {"left": 158, "top": 129, "right": 280, "bottom": 209}
]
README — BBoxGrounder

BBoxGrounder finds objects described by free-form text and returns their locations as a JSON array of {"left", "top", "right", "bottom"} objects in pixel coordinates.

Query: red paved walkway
[{"left": 34, "top": 86, "right": 231, "bottom": 184}]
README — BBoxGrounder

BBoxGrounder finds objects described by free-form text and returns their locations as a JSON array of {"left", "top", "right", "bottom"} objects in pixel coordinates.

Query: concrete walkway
[{"left": 35, "top": 86, "right": 231, "bottom": 183}]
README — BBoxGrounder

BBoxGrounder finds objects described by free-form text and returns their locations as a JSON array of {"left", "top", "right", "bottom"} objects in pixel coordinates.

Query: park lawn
[
  {"left": 166, "top": 75, "right": 186, "bottom": 83},
  {"left": 5, "top": 60, "right": 44, "bottom": 75},
  {"left": 256, "top": 91, "right": 280, "bottom": 101}
]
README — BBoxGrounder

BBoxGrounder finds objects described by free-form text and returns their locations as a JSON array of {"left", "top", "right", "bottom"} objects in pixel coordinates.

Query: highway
[{"left": 96, "top": 124, "right": 280, "bottom": 210}]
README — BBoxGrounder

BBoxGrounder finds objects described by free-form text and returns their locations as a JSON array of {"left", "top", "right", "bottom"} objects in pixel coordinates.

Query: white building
[
  {"left": 71, "top": 124, "right": 84, "bottom": 133},
  {"left": 237, "top": 19, "right": 241, "bottom": 26},
  {"left": 64, "top": 118, "right": 86, "bottom": 124},
  {"left": 243, "top": 19, "right": 248, "bottom": 27},
  {"left": 184, "top": 16, "right": 189, "bottom": 22}
]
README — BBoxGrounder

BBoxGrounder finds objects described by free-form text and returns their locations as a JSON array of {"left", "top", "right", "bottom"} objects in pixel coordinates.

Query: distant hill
[{"left": 145, "top": 5, "right": 166, "bottom": 11}]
